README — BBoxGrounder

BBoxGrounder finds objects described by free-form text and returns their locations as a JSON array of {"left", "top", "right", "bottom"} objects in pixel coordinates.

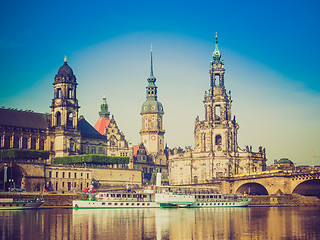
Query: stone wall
[{"left": 249, "top": 194, "right": 320, "bottom": 207}]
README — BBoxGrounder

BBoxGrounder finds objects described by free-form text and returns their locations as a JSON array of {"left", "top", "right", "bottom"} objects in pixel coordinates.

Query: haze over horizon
[{"left": 1, "top": 1, "right": 319, "bottom": 166}]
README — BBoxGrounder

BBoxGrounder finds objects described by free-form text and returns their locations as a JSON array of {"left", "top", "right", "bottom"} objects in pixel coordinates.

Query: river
[{"left": 1, "top": 207, "right": 320, "bottom": 239}]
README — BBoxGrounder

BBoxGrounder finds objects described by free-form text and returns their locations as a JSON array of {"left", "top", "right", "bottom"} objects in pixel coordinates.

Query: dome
[
  {"left": 54, "top": 57, "right": 76, "bottom": 84},
  {"left": 58, "top": 62, "right": 74, "bottom": 76},
  {"left": 278, "top": 158, "right": 293, "bottom": 164},
  {"left": 141, "top": 99, "right": 164, "bottom": 114}
]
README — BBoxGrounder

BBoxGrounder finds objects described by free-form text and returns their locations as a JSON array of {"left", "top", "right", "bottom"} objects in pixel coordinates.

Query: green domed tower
[{"left": 140, "top": 47, "right": 165, "bottom": 155}]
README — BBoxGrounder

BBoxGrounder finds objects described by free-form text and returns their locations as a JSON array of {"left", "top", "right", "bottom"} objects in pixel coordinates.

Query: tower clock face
[{"left": 151, "top": 135, "right": 156, "bottom": 141}]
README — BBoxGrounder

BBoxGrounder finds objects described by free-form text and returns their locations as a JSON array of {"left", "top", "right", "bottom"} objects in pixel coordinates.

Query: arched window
[
  {"left": 215, "top": 135, "right": 222, "bottom": 145},
  {"left": 91, "top": 146, "right": 96, "bottom": 154},
  {"left": 39, "top": 139, "right": 45, "bottom": 150},
  {"left": 56, "top": 88, "right": 61, "bottom": 98},
  {"left": 67, "top": 112, "right": 73, "bottom": 127},
  {"left": 4, "top": 136, "right": 11, "bottom": 149},
  {"left": 31, "top": 138, "right": 36, "bottom": 150},
  {"left": 215, "top": 74, "right": 220, "bottom": 86},
  {"left": 193, "top": 176, "right": 198, "bottom": 184},
  {"left": 68, "top": 89, "right": 73, "bottom": 99},
  {"left": 215, "top": 105, "right": 221, "bottom": 121},
  {"left": 14, "top": 136, "right": 20, "bottom": 148},
  {"left": 56, "top": 112, "right": 61, "bottom": 126},
  {"left": 69, "top": 139, "right": 74, "bottom": 151},
  {"left": 22, "top": 137, "right": 28, "bottom": 149}
]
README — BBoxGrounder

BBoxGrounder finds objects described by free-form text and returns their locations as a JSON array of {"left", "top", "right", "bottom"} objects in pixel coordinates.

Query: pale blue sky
[{"left": 1, "top": 1, "right": 319, "bottom": 165}]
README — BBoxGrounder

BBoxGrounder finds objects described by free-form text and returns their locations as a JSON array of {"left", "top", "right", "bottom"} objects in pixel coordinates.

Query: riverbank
[{"left": 1, "top": 192, "right": 320, "bottom": 208}]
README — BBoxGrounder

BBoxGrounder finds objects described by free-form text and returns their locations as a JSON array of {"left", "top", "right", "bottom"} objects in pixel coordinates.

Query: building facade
[
  {"left": 169, "top": 36, "right": 267, "bottom": 185},
  {"left": 94, "top": 97, "right": 131, "bottom": 157}
]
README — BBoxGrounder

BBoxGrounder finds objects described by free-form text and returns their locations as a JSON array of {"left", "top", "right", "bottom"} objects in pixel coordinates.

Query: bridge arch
[
  {"left": 236, "top": 182, "right": 269, "bottom": 195},
  {"left": 0, "top": 163, "right": 28, "bottom": 191},
  {"left": 292, "top": 179, "right": 320, "bottom": 197}
]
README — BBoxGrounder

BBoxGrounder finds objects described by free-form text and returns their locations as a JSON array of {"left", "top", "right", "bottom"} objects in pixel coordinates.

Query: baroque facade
[
  {"left": 169, "top": 36, "right": 267, "bottom": 185},
  {"left": 0, "top": 57, "right": 108, "bottom": 160},
  {"left": 94, "top": 96, "right": 131, "bottom": 157}
]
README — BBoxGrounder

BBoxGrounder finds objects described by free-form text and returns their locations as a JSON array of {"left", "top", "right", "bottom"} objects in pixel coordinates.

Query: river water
[{"left": 1, "top": 207, "right": 320, "bottom": 240}]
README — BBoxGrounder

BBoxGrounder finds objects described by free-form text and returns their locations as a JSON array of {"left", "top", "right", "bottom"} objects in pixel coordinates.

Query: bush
[
  {"left": 53, "top": 154, "right": 129, "bottom": 165},
  {"left": 0, "top": 149, "right": 50, "bottom": 160}
]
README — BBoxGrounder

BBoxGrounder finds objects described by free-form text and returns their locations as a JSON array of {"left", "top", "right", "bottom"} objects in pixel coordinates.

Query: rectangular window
[
  {"left": 56, "top": 172, "right": 58, "bottom": 178},
  {"left": 62, "top": 172, "right": 65, "bottom": 178},
  {"left": 74, "top": 173, "right": 77, "bottom": 178},
  {"left": 49, "top": 171, "right": 52, "bottom": 178},
  {"left": 68, "top": 172, "right": 71, "bottom": 178}
]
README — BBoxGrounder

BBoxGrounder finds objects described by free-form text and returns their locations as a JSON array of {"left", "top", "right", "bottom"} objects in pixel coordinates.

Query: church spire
[
  {"left": 99, "top": 96, "right": 110, "bottom": 119},
  {"left": 212, "top": 32, "right": 221, "bottom": 62},
  {"left": 150, "top": 44, "right": 154, "bottom": 77},
  {"left": 146, "top": 45, "right": 157, "bottom": 101}
]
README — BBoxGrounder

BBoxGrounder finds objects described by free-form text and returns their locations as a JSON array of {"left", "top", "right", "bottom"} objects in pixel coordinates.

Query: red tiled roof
[
  {"left": 133, "top": 143, "right": 149, "bottom": 157},
  {"left": 94, "top": 117, "right": 111, "bottom": 135},
  {"left": 133, "top": 144, "right": 140, "bottom": 157}
]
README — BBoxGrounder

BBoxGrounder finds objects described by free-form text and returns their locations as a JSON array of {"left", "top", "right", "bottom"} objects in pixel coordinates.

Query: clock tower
[{"left": 140, "top": 47, "right": 165, "bottom": 156}]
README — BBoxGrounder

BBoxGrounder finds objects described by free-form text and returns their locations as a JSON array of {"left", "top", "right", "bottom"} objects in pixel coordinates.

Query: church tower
[
  {"left": 194, "top": 34, "right": 239, "bottom": 174},
  {"left": 50, "top": 56, "right": 80, "bottom": 156},
  {"left": 140, "top": 47, "right": 165, "bottom": 155}
]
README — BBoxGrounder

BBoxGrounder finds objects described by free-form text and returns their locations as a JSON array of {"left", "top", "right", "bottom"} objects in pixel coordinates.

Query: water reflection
[{"left": 1, "top": 207, "right": 320, "bottom": 239}]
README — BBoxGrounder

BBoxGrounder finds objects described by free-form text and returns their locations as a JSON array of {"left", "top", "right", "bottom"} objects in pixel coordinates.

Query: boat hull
[
  {"left": 0, "top": 201, "right": 44, "bottom": 210},
  {"left": 189, "top": 200, "right": 251, "bottom": 208},
  {"left": 73, "top": 200, "right": 160, "bottom": 209}
]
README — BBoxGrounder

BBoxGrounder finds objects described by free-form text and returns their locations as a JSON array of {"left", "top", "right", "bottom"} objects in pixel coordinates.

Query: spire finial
[
  {"left": 64, "top": 56, "right": 67, "bottom": 63},
  {"left": 150, "top": 44, "right": 154, "bottom": 77}
]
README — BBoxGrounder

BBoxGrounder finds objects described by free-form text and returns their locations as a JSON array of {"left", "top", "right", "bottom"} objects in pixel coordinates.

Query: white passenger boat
[
  {"left": 73, "top": 187, "right": 250, "bottom": 209},
  {"left": 154, "top": 187, "right": 251, "bottom": 208},
  {"left": 73, "top": 191, "right": 160, "bottom": 209}
]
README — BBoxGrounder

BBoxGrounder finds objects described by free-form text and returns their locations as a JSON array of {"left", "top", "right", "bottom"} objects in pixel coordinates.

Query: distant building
[
  {"left": 267, "top": 158, "right": 295, "bottom": 170},
  {"left": 168, "top": 36, "right": 267, "bottom": 185},
  {"left": 94, "top": 96, "right": 131, "bottom": 157}
]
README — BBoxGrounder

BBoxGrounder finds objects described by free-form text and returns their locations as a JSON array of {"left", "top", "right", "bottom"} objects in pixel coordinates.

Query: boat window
[
  {"left": 126, "top": 203, "right": 129, "bottom": 206},
  {"left": 147, "top": 203, "right": 150, "bottom": 206},
  {"left": 116, "top": 194, "right": 121, "bottom": 198},
  {"left": 210, "top": 195, "right": 213, "bottom": 198},
  {"left": 102, "top": 203, "right": 105, "bottom": 205},
  {"left": 111, "top": 194, "right": 115, "bottom": 197},
  {"left": 137, "top": 203, "right": 140, "bottom": 206},
  {"left": 131, "top": 203, "right": 134, "bottom": 205},
  {"left": 120, "top": 203, "right": 123, "bottom": 206},
  {"left": 108, "top": 203, "right": 112, "bottom": 205},
  {"left": 122, "top": 194, "right": 126, "bottom": 198},
  {"left": 114, "top": 203, "right": 118, "bottom": 205},
  {"left": 142, "top": 203, "right": 145, "bottom": 206},
  {"left": 133, "top": 194, "right": 138, "bottom": 198}
]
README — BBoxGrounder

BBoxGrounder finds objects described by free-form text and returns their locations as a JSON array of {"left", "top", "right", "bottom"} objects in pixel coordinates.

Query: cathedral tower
[
  {"left": 194, "top": 34, "right": 239, "bottom": 157},
  {"left": 140, "top": 47, "right": 165, "bottom": 155},
  {"left": 50, "top": 57, "right": 80, "bottom": 156},
  {"left": 51, "top": 56, "right": 79, "bottom": 129}
]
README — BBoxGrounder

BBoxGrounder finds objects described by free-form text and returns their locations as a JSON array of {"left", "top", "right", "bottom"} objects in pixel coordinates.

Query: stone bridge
[{"left": 220, "top": 170, "right": 320, "bottom": 196}]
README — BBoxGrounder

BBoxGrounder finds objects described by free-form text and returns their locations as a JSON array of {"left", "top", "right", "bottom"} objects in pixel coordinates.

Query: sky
[{"left": 1, "top": 0, "right": 320, "bottom": 166}]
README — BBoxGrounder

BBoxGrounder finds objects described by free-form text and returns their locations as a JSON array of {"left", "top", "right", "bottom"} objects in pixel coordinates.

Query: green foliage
[
  {"left": 0, "top": 149, "right": 50, "bottom": 160},
  {"left": 53, "top": 154, "right": 129, "bottom": 165}
]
